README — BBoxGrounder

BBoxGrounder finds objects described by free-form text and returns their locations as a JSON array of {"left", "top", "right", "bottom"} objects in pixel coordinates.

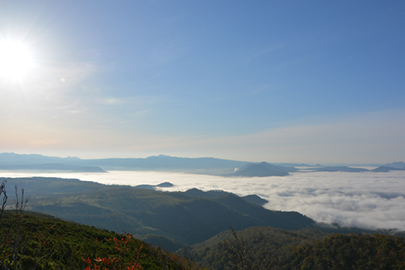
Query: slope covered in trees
[
  {"left": 180, "top": 227, "right": 327, "bottom": 269},
  {"left": 180, "top": 227, "right": 405, "bottom": 270},
  {"left": 1, "top": 177, "right": 314, "bottom": 249},
  {"left": 283, "top": 233, "right": 405, "bottom": 269}
]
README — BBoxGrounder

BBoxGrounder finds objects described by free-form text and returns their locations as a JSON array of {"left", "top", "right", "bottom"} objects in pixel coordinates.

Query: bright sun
[{"left": 0, "top": 40, "right": 34, "bottom": 82}]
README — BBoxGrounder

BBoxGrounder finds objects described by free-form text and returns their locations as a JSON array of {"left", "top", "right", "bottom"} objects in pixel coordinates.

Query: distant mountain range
[
  {"left": 0, "top": 153, "right": 249, "bottom": 174},
  {"left": 0, "top": 163, "right": 106, "bottom": 172},
  {"left": 0, "top": 152, "right": 299, "bottom": 176},
  {"left": 0, "top": 153, "right": 104, "bottom": 173},
  {"left": 311, "top": 166, "right": 369, "bottom": 172},
  {"left": 310, "top": 164, "right": 405, "bottom": 173},
  {"left": 0, "top": 152, "right": 403, "bottom": 175}
]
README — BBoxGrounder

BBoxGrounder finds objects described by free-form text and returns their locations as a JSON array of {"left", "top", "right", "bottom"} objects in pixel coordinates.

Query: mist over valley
[{"left": 2, "top": 157, "right": 404, "bottom": 232}]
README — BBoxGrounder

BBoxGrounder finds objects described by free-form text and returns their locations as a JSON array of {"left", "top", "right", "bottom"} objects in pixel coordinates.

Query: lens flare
[{"left": 0, "top": 40, "right": 34, "bottom": 82}]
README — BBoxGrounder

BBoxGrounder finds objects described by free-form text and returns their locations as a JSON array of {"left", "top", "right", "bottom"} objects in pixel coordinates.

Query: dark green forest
[{"left": 181, "top": 227, "right": 405, "bottom": 270}]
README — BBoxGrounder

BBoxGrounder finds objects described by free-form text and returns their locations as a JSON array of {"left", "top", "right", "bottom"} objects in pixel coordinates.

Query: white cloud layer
[{"left": 1, "top": 170, "right": 404, "bottom": 231}]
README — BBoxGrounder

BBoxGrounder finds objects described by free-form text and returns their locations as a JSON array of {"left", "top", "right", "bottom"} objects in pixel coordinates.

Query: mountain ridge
[{"left": 2, "top": 176, "right": 315, "bottom": 248}]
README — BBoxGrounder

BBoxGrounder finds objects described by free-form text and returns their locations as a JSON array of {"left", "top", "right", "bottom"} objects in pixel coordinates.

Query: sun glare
[{"left": 0, "top": 40, "right": 34, "bottom": 82}]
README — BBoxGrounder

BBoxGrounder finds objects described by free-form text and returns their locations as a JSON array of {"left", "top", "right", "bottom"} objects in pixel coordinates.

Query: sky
[{"left": 0, "top": 0, "right": 404, "bottom": 163}]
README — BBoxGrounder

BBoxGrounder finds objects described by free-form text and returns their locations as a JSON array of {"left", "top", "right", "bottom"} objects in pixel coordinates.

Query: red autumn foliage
[{"left": 83, "top": 233, "right": 144, "bottom": 270}]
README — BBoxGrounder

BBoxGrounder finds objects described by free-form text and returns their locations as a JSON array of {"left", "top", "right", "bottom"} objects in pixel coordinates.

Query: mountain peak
[
  {"left": 384, "top": 161, "right": 405, "bottom": 169},
  {"left": 232, "top": 162, "right": 292, "bottom": 177}
]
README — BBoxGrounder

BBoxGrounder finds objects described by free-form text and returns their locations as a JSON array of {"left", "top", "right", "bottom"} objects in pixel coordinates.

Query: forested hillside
[
  {"left": 283, "top": 233, "right": 405, "bottom": 269},
  {"left": 2, "top": 177, "right": 315, "bottom": 249},
  {"left": 180, "top": 227, "right": 405, "bottom": 270}
]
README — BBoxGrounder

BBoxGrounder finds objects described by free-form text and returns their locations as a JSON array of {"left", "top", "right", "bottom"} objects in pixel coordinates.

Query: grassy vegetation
[{"left": 0, "top": 210, "right": 206, "bottom": 270}]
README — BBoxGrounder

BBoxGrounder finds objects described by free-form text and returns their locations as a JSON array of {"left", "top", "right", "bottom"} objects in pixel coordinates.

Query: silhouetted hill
[
  {"left": 135, "top": 182, "right": 174, "bottom": 190},
  {"left": 241, "top": 194, "right": 268, "bottom": 206},
  {"left": 183, "top": 188, "right": 232, "bottom": 198},
  {"left": 384, "top": 161, "right": 405, "bottom": 169},
  {"left": 372, "top": 161, "right": 405, "bottom": 172},
  {"left": 231, "top": 162, "right": 296, "bottom": 177},
  {"left": 183, "top": 188, "right": 269, "bottom": 206},
  {"left": 373, "top": 165, "right": 405, "bottom": 172}
]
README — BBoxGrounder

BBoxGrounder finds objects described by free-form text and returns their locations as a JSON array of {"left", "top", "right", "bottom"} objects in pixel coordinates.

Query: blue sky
[{"left": 0, "top": 0, "right": 404, "bottom": 163}]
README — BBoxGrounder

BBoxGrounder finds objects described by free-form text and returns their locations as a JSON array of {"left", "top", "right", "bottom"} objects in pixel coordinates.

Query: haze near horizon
[{"left": 1, "top": 1, "right": 404, "bottom": 163}]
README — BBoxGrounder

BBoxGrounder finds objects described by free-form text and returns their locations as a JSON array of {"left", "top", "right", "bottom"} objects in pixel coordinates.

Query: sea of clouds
[{"left": 1, "top": 170, "right": 404, "bottom": 231}]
